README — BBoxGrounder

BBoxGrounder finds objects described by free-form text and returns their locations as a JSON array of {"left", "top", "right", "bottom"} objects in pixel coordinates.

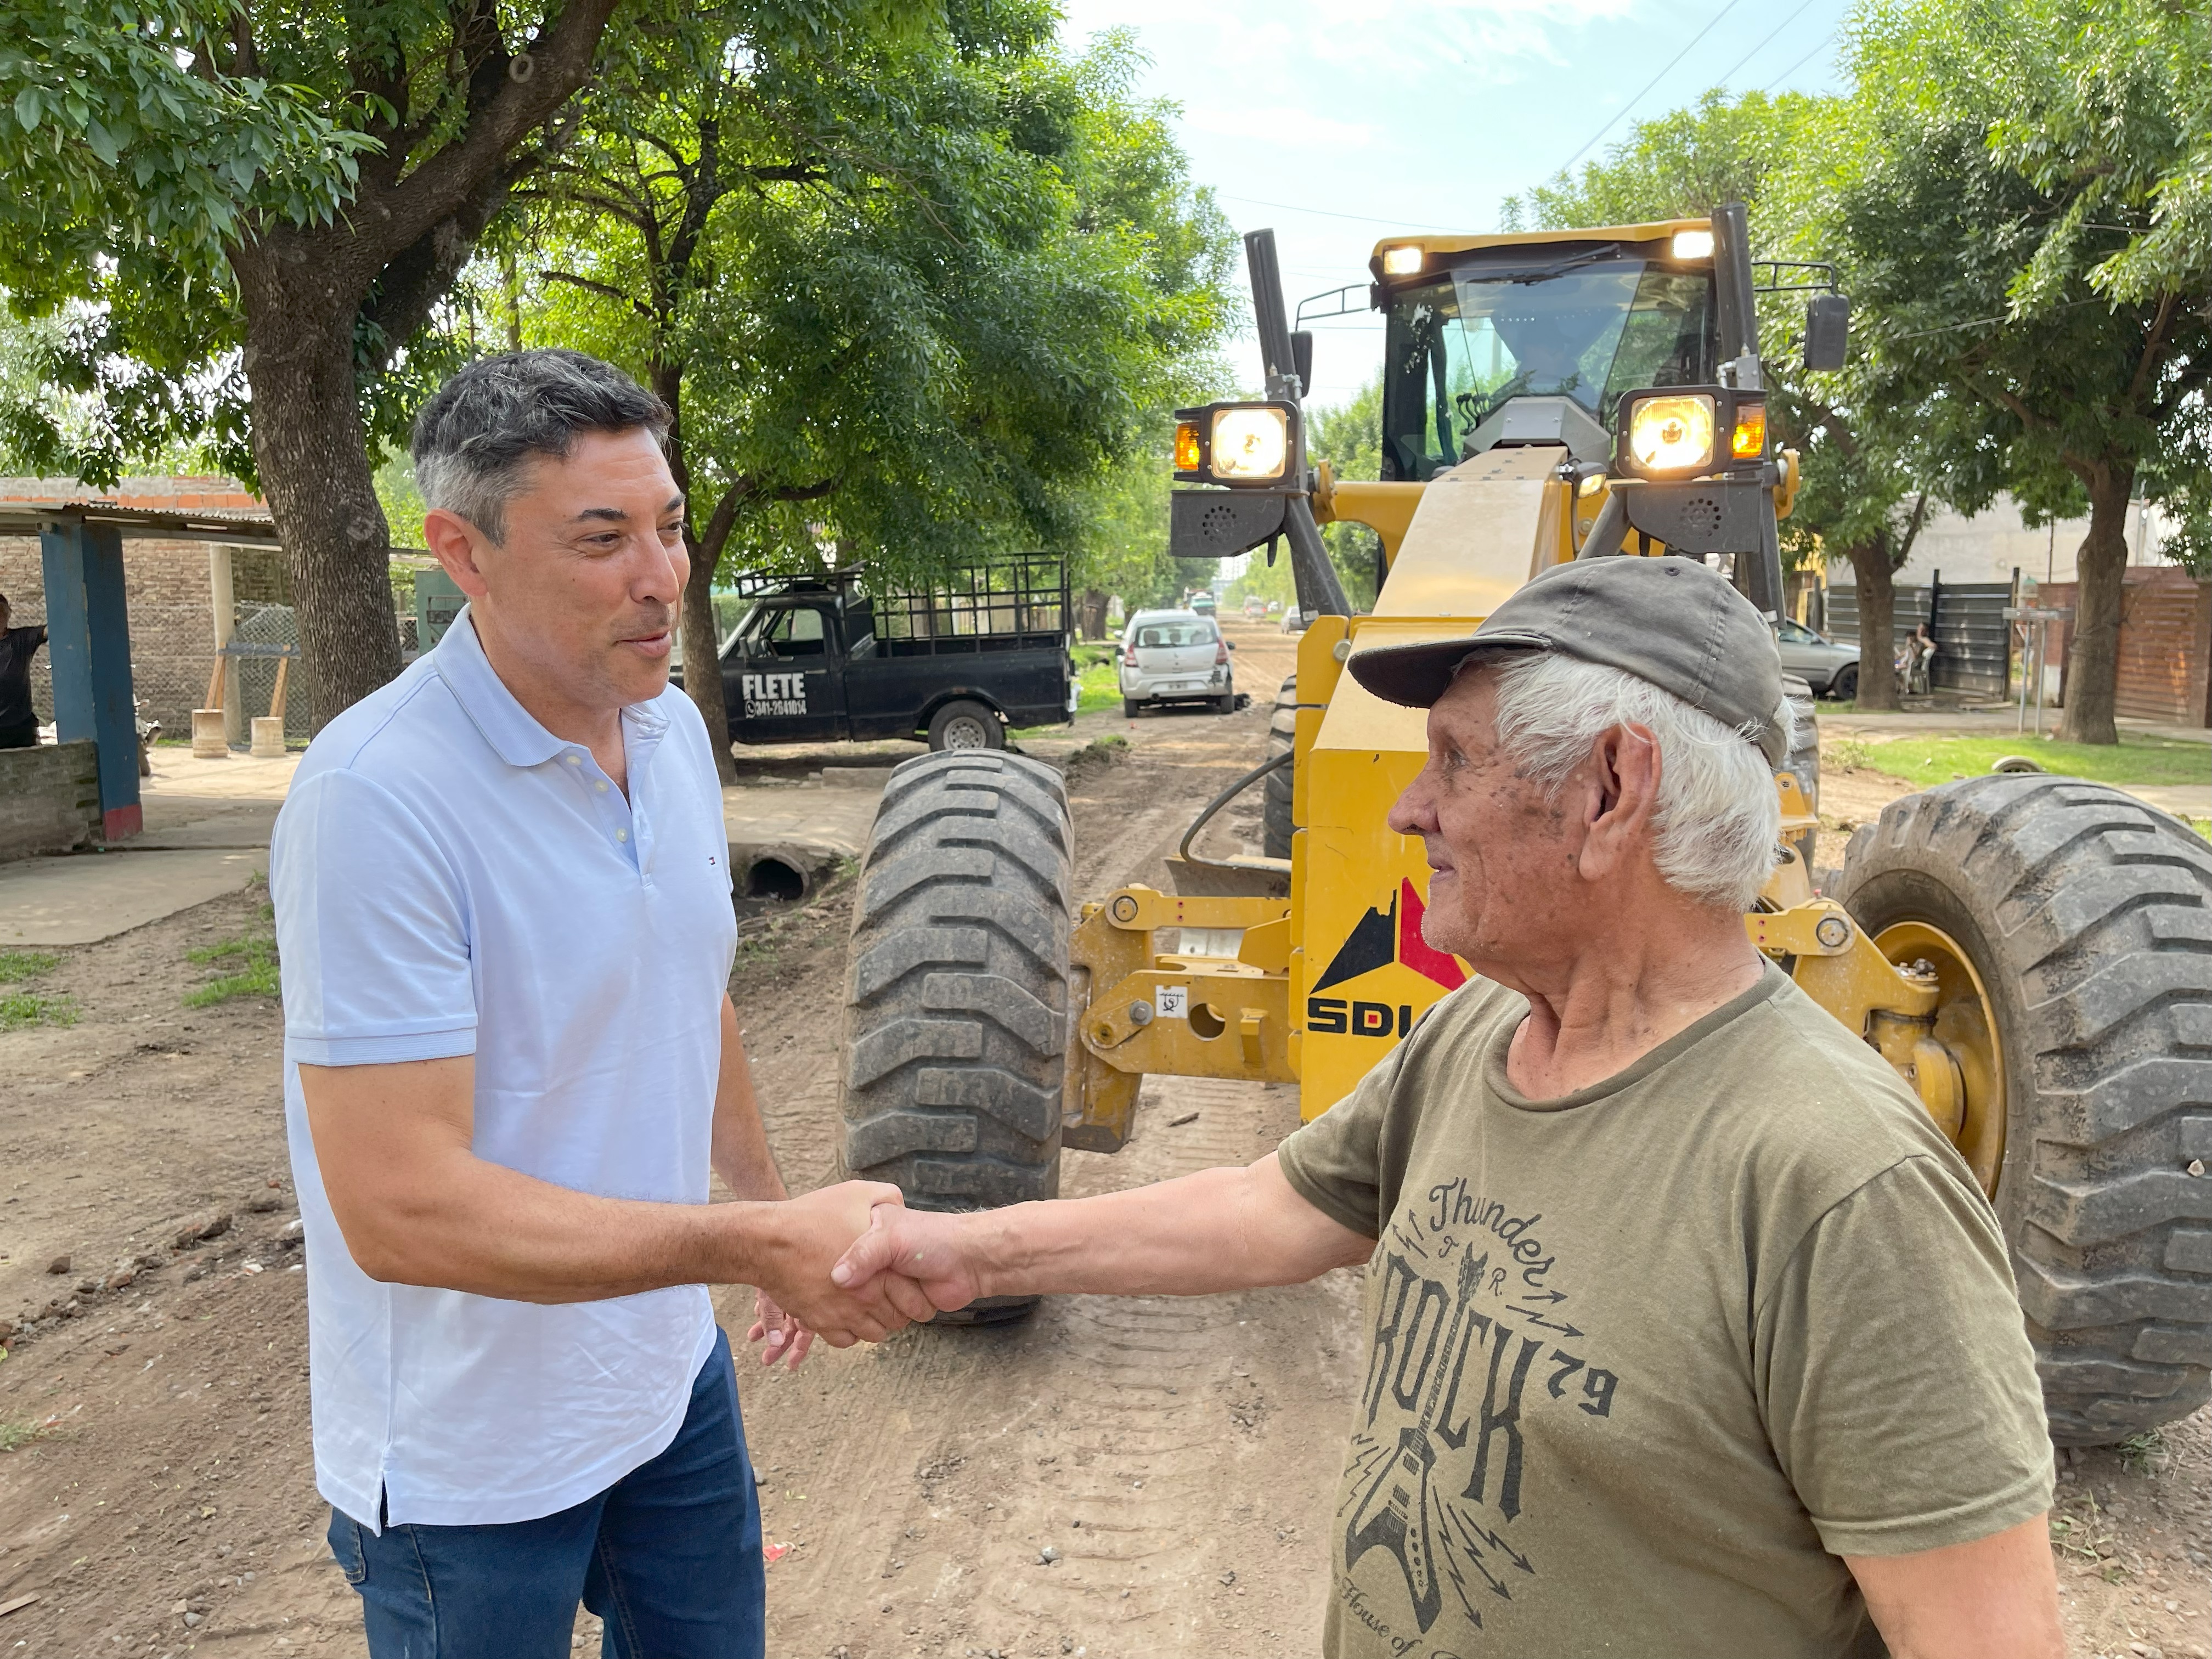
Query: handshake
[{"left": 736, "top": 1180, "right": 994, "bottom": 1370}]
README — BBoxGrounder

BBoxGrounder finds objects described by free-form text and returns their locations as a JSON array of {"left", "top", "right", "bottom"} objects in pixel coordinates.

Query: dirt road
[{"left": 3, "top": 619, "right": 2206, "bottom": 1658}]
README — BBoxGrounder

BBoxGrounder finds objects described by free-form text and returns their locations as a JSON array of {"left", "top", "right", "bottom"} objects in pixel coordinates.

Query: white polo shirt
[{"left": 270, "top": 609, "right": 737, "bottom": 1530}]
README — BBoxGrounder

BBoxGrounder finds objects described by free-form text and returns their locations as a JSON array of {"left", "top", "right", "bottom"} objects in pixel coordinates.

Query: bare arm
[
  {"left": 299, "top": 1053, "right": 910, "bottom": 1345},
  {"left": 831, "top": 1153, "right": 1373, "bottom": 1311},
  {"left": 1846, "top": 1514, "right": 2064, "bottom": 1659},
  {"left": 710, "top": 997, "right": 783, "bottom": 1202}
]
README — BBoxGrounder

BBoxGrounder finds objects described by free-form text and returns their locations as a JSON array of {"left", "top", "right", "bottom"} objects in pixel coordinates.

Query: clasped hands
[{"left": 742, "top": 1181, "right": 987, "bottom": 1370}]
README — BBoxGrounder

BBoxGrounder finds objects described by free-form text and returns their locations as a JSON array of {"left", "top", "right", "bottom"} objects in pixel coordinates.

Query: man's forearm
[
  {"left": 710, "top": 997, "right": 785, "bottom": 1201},
  {"left": 331, "top": 1145, "right": 793, "bottom": 1304},
  {"left": 963, "top": 1157, "right": 1371, "bottom": 1299}
]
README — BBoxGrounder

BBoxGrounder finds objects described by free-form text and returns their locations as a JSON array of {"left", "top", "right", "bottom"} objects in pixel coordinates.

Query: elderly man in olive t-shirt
[{"left": 828, "top": 556, "right": 2062, "bottom": 1659}]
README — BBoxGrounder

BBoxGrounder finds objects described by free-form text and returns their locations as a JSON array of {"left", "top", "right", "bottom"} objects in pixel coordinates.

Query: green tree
[
  {"left": 1827, "top": 0, "right": 2212, "bottom": 740},
  {"left": 1307, "top": 375, "right": 1384, "bottom": 611},
  {"left": 0, "top": 0, "right": 659, "bottom": 726},
  {"left": 521, "top": 14, "right": 1234, "bottom": 765},
  {"left": 1501, "top": 90, "right": 1819, "bottom": 232}
]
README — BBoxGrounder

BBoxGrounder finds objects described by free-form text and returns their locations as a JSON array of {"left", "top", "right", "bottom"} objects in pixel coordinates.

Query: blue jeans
[{"left": 327, "top": 1327, "right": 763, "bottom": 1658}]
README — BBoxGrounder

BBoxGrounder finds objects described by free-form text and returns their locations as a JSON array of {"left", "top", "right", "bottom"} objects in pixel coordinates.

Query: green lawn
[{"left": 1836, "top": 732, "right": 2209, "bottom": 790}]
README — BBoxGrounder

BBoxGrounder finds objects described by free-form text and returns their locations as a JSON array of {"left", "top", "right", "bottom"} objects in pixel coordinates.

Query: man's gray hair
[
  {"left": 410, "top": 349, "right": 670, "bottom": 544},
  {"left": 1488, "top": 652, "right": 1793, "bottom": 909}
]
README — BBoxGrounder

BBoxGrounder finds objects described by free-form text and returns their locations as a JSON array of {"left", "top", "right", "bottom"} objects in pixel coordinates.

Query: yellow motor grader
[{"left": 837, "top": 205, "right": 2212, "bottom": 1446}]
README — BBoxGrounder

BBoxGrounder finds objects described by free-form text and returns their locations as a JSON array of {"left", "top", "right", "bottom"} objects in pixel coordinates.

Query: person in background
[{"left": 0, "top": 591, "right": 48, "bottom": 748}]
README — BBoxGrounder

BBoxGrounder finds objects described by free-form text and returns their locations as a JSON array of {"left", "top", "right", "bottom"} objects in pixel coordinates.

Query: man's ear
[
  {"left": 422, "top": 507, "right": 492, "bottom": 601},
  {"left": 1578, "top": 721, "right": 1661, "bottom": 881}
]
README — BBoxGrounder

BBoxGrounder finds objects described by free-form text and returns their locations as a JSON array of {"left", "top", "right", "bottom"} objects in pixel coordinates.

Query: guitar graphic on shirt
[{"left": 1345, "top": 1245, "right": 1485, "bottom": 1633}]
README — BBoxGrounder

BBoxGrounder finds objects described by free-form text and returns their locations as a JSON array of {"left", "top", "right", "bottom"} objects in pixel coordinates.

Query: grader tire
[
  {"left": 1263, "top": 673, "right": 1299, "bottom": 859},
  {"left": 1780, "top": 675, "right": 1820, "bottom": 871},
  {"left": 1834, "top": 776, "right": 2212, "bottom": 1444},
  {"left": 838, "top": 751, "right": 1073, "bottom": 1324}
]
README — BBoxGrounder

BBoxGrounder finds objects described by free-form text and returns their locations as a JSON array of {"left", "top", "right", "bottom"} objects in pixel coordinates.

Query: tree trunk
[
  {"left": 1079, "top": 588, "right": 1109, "bottom": 640},
  {"left": 2059, "top": 462, "right": 2134, "bottom": 745},
  {"left": 654, "top": 364, "right": 737, "bottom": 783},
  {"left": 235, "top": 248, "right": 404, "bottom": 732},
  {"left": 1851, "top": 545, "right": 1898, "bottom": 711}
]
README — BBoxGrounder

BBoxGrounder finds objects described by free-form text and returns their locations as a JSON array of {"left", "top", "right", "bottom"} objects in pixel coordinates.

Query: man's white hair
[{"left": 1486, "top": 652, "right": 1793, "bottom": 910}]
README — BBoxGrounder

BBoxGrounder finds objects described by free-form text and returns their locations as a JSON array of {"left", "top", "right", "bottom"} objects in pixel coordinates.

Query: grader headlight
[
  {"left": 1624, "top": 393, "right": 1716, "bottom": 475},
  {"left": 1670, "top": 228, "right": 1714, "bottom": 260},
  {"left": 1380, "top": 244, "right": 1424, "bottom": 275},
  {"left": 1211, "top": 406, "right": 1290, "bottom": 482},
  {"left": 1172, "top": 399, "right": 1301, "bottom": 488}
]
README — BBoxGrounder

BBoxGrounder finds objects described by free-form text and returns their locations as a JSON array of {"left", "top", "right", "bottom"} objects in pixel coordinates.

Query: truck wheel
[
  {"left": 927, "top": 699, "right": 1004, "bottom": 752},
  {"left": 1262, "top": 673, "right": 1298, "bottom": 859},
  {"left": 838, "top": 751, "right": 1073, "bottom": 1324},
  {"left": 1833, "top": 777, "right": 2212, "bottom": 1444}
]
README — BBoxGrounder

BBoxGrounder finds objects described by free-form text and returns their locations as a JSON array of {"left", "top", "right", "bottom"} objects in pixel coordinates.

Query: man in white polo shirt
[{"left": 271, "top": 349, "right": 924, "bottom": 1657}]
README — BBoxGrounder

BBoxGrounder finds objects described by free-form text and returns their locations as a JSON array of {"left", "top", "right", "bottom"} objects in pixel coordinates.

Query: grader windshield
[{"left": 1379, "top": 251, "right": 1718, "bottom": 481}]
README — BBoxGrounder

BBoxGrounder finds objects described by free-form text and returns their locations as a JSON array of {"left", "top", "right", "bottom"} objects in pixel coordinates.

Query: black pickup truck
[{"left": 709, "top": 558, "right": 1074, "bottom": 751}]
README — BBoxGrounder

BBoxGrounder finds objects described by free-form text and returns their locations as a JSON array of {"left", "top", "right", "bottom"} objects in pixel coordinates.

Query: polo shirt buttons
[
  {"left": 595, "top": 780, "right": 608, "bottom": 793},
  {"left": 616, "top": 828, "right": 629, "bottom": 843},
  {"left": 565, "top": 754, "right": 582, "bottom": 766}
]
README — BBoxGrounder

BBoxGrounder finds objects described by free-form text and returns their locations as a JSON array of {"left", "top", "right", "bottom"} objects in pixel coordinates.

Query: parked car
[
  {"left": 1120, "top": 608, "right": 1236, "bottom": 715},
  {"left": 1280, "top": 607, "right": 1312, "bottom": 634},
  {"left": 692, "top": 560, "right": 1074, "bottom": 751},
  {"left": 1776, "top": 618, "right": 1859, "bottom": 700},
  {"left": 1187, "top": 590, "right": 1217, "bottom": 617}
]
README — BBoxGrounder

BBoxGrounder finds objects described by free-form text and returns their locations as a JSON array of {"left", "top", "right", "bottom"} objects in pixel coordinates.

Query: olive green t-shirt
[{"left": 1276, "top": 965, "right": 2052, "bottom": 1659}]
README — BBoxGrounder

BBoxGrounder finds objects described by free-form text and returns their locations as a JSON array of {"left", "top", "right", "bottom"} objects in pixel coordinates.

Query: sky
[{"left": 1057, "top": 0, "right": 1855, "bottom": 408}]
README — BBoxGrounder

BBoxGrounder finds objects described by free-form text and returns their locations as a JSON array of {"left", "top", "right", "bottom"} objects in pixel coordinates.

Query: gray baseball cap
[{"left": 1346, "top": 555, "right": 1790, "bottom": 765}]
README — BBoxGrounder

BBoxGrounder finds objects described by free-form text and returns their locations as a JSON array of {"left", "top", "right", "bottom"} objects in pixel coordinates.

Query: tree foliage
[
  {"left": 1500, "top": 91, "right": 1819, "bottom": 232},
  {"left": 1826, "top": 0, "right": 2212, "bottom": 737}
]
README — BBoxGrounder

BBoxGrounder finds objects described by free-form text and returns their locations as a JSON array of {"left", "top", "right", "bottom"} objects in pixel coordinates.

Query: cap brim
[{"left": 1346, "top": 633, "right": 1549, "bottom": 709}]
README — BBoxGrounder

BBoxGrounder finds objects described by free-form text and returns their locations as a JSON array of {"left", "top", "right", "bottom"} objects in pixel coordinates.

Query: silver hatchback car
[
  {"left": 1120, "top": 608, "right": 1235, "bottom": 715},
  {"left": 1776, "top": 619, "right": 1860, "bottom": 701}
]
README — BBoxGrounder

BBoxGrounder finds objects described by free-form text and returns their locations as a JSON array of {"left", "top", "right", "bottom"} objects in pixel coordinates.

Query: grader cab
[{"left": 837, "top": 206, "right": 2212, "bottom": 1447}]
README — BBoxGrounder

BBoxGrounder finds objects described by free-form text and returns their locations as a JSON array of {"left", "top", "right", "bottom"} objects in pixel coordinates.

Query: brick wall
[
  {"left": 0, "top": 477, "right": 273, "bottom": 737},
  {"left": 0, "top": 740, "right": 100, "bottom": 862}
]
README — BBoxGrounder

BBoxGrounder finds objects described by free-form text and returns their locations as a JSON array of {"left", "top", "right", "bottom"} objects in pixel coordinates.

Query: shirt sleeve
[
  {"left": 270, "top": 768, "right": 478, "bottom": 1066},
  {"left": 1755, "top": 1154, "right": 2055, "bottom": 1557},
  {"left": 1274, "top": 1041, "right": 1408, "bottom": 1239}
]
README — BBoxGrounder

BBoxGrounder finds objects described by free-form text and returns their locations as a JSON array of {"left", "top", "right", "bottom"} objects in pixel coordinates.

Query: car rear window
[{"left": 1135, "top": 622, "right": 1215, "bottom": 648}]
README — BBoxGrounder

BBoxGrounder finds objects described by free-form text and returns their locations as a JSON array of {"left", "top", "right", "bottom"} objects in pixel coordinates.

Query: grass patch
[
  {"left": 2191, "top": 818, "right": 2210, "bottom": 840},
  {"left": 0, "top": 1414, "right": 47, "bottom": 1452},
  {"left": 0, "top": 949, "right": 59, "bottom": 984},
  {"left": 2118, "top": 1429, "right": 2168, "bottom": 1476},
  {"left": 0, "top": 990, "right": 75, "bottom": 1031},
  {"left": 1836, "top": 732, "right": 2209, "bottom": 789},
  {"left": 0, "top": 950, "right": 72, "bottom": 1031},
  {"left": 185, "top": 913, "right": 279, "bottom": 1007}
]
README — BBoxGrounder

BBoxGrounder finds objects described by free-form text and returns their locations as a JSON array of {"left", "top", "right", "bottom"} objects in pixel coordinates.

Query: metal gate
[{"left": 1819, "top": 577, "right": 2012, "bottom": 697}]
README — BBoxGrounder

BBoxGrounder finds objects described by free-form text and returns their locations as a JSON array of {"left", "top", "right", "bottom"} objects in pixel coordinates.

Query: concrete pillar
[
  {"left": 38, "top": 516, "right": 142, "bottom": 840},
  {"left": 209, "top": 544, "right": 240, "bottom": 744}
]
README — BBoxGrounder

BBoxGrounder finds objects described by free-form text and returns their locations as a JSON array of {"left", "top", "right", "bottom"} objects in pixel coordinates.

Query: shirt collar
[{"left": 432, "top": 605, "right": 669, "bottom": 770}]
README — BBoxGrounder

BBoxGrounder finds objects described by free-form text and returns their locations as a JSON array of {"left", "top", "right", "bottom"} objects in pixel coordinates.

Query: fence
[
  {"left": 1820, "top": 575, "right": 2015, "bottom": 698},
  {"left": 2036, "top": 568, "right": 2212, "bottom": 727}
]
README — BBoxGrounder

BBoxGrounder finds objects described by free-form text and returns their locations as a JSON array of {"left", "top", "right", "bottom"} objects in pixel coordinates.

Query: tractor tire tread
[
  {"left": 1834, "top": 774, "right": 2212, "bottom": 1444},
  {"left": 840, "top": 753, "right": 1073, "bottom": 1325}
]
